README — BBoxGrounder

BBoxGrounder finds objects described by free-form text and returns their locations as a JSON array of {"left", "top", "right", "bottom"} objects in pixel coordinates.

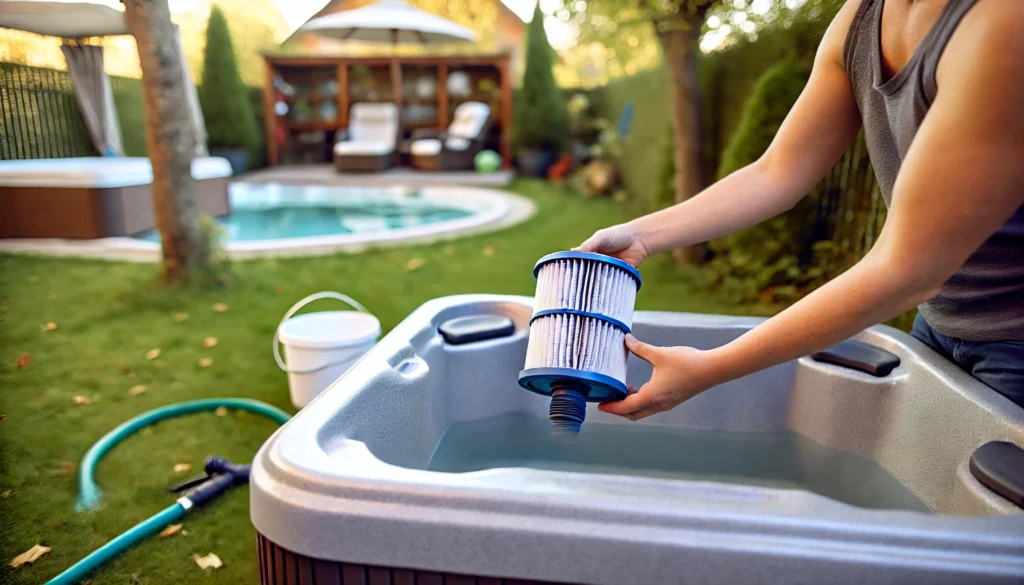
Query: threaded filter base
[{"left": 549, "top": 387, "right": 588, "bottom": 435}]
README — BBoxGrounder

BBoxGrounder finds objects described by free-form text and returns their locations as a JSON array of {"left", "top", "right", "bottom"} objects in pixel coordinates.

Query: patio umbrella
[{"left": 296, "top": 0, "right": 477, "bottom": 45}]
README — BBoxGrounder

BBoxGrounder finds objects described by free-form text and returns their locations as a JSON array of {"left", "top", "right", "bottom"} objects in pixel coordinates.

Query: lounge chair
[
  {"left": 409, "top": 102, "right": 492, "bottom": 171},
  {"left": 334, "top": 103, "right": 399, "bottom": 173}
]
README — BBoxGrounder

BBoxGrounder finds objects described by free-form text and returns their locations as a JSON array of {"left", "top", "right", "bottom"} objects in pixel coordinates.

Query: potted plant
[
  {"left": 199, "top": 6, "right": 259, "bottom": 175},
  {"left": 511, "top": 3, "right": 568, "bottom": 178}
]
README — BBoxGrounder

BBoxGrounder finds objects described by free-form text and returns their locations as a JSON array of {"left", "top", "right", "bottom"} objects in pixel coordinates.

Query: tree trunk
[
  {"left": 658, "top": 22, "right": 705, "bottom": 264},
  {"left": 123, "top": 0, "right": 209, "bottom": 283}
]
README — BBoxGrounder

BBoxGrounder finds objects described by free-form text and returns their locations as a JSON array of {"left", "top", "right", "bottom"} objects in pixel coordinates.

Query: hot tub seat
[
  {"left": 0, "top": 157, "right": 232, "bottom": 239},
  {"left": 251, "top": 295, "right": 1024, "bottom": 585}
]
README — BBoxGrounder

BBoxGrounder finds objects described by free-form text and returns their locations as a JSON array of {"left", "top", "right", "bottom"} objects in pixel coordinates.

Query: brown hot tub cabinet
[{"left": 0, "top": 157, "right": 232, "bottom": 239}]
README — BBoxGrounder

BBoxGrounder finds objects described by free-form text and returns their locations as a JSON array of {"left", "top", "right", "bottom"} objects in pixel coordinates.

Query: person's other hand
[
  {"left": 599, "top": 334, "right": 723, "bottom": 421},
  {"left": 575, "top": 224, "right": 649, "bottom": 267}
]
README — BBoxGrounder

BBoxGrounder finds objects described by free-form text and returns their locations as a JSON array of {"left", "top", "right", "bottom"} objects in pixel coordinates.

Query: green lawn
[{"left": 0, "top": 180, "right": 747, "bottom": 585}]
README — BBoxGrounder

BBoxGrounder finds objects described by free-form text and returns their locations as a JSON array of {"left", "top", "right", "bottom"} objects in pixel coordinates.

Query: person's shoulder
[
  {"left": 939, "top": 0, "right": 1024, "bottom": 86},
  {"left": 820, "top": 0, "right": 870, "bottom": 70}
]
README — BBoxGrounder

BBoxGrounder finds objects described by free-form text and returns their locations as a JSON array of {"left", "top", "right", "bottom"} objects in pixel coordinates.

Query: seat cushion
[
  {"left": 335, "top": 141, "right": 393, "bottom": 156},
  {"left": 347, "top": 102, "right": 398, "bottom": 150},
  {"left": 444, "top": 137, "right": 471, "bottom": 151},
  {"left": 448, "top": 102, "right": 490, "bottom": 140},
  {"left": 410, "top": 139, "right": 442, "bottom": 156}
]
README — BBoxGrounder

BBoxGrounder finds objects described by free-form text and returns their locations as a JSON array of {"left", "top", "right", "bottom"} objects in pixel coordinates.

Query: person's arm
[
  {"left": 602, "top": 0, "right": 1024, "bottom": 420},
  {"left": 578, "top": 0, "right": 863, "bottom": 266}
]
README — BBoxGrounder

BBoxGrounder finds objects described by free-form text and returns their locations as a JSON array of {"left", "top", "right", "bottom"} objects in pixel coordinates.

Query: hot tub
[
  {"left": 251, "top": 295, "right": 1024, "bottom": 585},
  {"left": 0, "top": 157, "right": 231, "bottom": 239}
]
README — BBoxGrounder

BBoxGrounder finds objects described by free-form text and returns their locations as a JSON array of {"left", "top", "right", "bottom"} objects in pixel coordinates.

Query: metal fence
[
  {"left": 0, "top": 61, "right": 149, "bottom": 160},
  {"left": 0, "top": 62, "right": 95, "bottom": 159},
  {"left": 1, "top": 61, "right": 266, "bottom": 164}
]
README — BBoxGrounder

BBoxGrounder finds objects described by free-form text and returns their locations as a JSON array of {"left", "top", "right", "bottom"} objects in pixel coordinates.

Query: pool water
[
  {"left": 136, "top": 202, "right": 473, "bottom": 242},
  {"left": 428, "top": 414, "right": 931, "bottom": 513}
]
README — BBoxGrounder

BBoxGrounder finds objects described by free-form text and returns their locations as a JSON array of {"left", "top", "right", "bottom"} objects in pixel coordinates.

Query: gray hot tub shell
[{"left": 251, "top": 295, "right": 1024, "bottom": 584}]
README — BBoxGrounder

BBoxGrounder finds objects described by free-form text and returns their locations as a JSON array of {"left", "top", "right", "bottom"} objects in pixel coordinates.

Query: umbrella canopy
[
  {"left": 297, "top": 0, "right": 477, "bottom": 45},
  {"left": 0, "top": 1, "right": 129, "bottom": 38}
]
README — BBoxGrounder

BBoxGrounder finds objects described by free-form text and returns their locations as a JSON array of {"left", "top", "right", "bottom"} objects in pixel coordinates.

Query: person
[{"left": 578, "top": 0, "right": 1024, "bottom": 420}]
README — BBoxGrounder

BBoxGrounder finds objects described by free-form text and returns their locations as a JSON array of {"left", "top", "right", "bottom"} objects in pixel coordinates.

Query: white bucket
[{"left": 274, "top": 292, "right": 380, "bottom": 408}]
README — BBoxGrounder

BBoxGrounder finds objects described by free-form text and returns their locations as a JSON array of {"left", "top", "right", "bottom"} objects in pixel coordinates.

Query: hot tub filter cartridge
[{"left": 519, "top": 251, "right": 642, "bottom": 434}]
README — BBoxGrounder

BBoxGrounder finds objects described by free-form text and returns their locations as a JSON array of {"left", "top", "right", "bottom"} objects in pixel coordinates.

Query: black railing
[{"left": 0, "top": 62, "right": 95, "bottom": 159}]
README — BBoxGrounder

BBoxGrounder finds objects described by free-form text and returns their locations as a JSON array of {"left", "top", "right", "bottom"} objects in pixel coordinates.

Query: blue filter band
[
  {"left": 530, "top": 308, "right": 631, "bottom": 334},
  {"left": 518, "top": 367, "right": 628, "bottom": 402},
  {"left": 533, "top": 251, "right": 643, "bottom": 290}
]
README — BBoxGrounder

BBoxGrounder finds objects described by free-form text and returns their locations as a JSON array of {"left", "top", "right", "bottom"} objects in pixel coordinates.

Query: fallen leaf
[
  {"left": 215, "top": 406, "right": 228, "bottom": 417},
  {"left": 15, "top": 353, "right": 30, "bottom": 368},
  {"left": 202, "top": 337, "right": 218, "bottom": 349},
  {"left": 129, "top": 385, "right": 147, "bottom": 396},
  {"left": 405, "top": 258, "right": 426, "bottom": 272},
  {"left": 482, "top": 245, "right": 496, "bottom": 257},
  {"left": 42, "top": 322, "right": 58, "bottom": 332},
  {"left": 0, "top": 414, "right": 6, "bottom": 421},
  {"left": 444, "top": 245, "right": 456, "bottom": 255},
  {"left": 159, "top": 524, "right": 182, "bottom": 538},
  {"left": 213, "top": 303, "right": 229, "bottom": 313},
  {"left": 124, "top": 369, "right": 137, "bottom": 378},
  {"left": 174, "top": 463, "right": 192, "bottom": 473},
  {"left": 193, "top": 553, "right": 223, "bottom": 570},
  {"left": 51, "top": 461, "right": 75, "bottom": 477},
  {"left": 173, "top": 312, "right": 189, "bottom": 323},
  {"left": 198, "top": 357, "right": 213, "bottom": 368},
  {"left": 145, "top": 348, "right": 161, "bottom": 361},
  {"left": 73, "top": 395, "right": 92, "bottom": 405},
  {"left": 1, "top": 490, "right": 11, "bottom": 498},
  {"left": 274, "top": 285, "right": 285, "bottom": 294},
  {"left": 10, "top": 544, "right": 50, "bottom": 568}
]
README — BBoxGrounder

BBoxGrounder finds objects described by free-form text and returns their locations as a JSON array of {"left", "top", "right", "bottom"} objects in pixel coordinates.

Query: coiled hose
[{"left": 47, "top": 398, "right": 291, "bottom": 585}]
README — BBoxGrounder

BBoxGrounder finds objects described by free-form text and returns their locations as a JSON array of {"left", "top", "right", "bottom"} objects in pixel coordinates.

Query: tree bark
[
  {"left": 658, "top": 21, "right": 705, "bottom": 264},
  {"left": 123, "top": 0, "right": 209, "bottom": 283}
]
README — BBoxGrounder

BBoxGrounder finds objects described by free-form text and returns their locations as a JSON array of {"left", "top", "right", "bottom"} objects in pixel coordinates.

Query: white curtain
[
  {"left": 61, "top": 43, "right": 123, "bottom": 156},
  {"left": 174, "top": 25, "right": 208, "bottom": 156}
]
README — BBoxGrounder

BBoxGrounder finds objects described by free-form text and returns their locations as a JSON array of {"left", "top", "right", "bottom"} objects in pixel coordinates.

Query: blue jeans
[{"left": 911, "top": 314, "right": 1024, "bottom": 408}]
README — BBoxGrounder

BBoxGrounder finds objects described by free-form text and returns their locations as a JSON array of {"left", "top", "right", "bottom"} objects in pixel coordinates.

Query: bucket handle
[{"left": 274, "top": 291, "right": 370, "bottom": 375}]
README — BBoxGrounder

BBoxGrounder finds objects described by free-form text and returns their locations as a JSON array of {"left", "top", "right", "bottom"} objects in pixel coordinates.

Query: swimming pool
[
  {"left": 0, "top": 183, "right": 534, "bottom": 261},
  {"left": 135, "top": 185, "right": 474, "bottom": 242}
]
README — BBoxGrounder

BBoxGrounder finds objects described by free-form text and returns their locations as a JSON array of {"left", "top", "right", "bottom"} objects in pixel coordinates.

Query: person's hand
[
  {"left": 599, "top": 334, "right": 725, "bottom": 421},
  {"left": 575, "top": 223, "right": 649, "bottom": 267}
]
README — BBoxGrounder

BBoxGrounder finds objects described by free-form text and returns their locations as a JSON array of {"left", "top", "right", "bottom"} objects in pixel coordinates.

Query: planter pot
[
  {"left": 516, "top": 149, "right": 557, "bottom": 178},
  {"left": 210, "top": 149, "right": 249, "bottom": 175}
]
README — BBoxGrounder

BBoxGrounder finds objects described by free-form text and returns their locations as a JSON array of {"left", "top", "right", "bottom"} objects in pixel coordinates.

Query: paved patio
[{"left": 238, "top": 164, "right": 515, "bottom": 187}]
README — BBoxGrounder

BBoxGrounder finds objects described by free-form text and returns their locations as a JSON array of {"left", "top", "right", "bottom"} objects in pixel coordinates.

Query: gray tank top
[{"left": 844, "top": 0, "right": 1024, "bottom": 342}]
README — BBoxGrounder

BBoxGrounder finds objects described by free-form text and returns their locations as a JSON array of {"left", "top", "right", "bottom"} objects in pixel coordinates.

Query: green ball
[{"left": 474, "top": 150, "right": 501, "bottom": 173}]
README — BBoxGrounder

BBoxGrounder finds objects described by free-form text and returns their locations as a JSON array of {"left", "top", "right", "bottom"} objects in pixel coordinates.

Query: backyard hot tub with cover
[
  {"left": 0, "top": 157, "right": 231, "bottom": 239},
  {"left": 251, "top": 295, "right": 1024, "bottom": 585}
]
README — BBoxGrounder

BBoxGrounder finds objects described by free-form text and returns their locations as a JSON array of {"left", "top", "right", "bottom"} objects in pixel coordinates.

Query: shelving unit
[{"left": 263, "top": 54, "right": 512, "bottom": 167}]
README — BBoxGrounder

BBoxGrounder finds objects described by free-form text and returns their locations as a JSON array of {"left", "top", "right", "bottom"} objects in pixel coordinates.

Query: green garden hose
[
  {"left": 76, "top": 398, "right": 291, "bottom": 511},
  {"left": 46, "top": 398, "right": 291, "bottom": 585},
  {"left": 46, "top": 504, "right": 186, "bottom": 585}
]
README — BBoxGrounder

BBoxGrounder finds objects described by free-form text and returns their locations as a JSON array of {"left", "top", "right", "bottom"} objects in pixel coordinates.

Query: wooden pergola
[{"left": 263, "top": 53, "right": 512, "bottom": 167}]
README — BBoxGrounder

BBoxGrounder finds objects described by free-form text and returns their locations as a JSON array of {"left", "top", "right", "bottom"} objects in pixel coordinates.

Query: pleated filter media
[{"left": 519, "top": 251, "right": 642, "bottom": 434}]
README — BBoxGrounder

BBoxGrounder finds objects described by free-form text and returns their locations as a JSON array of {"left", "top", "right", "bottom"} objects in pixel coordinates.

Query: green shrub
[
  {"left": 701, "top": 58, "right": 818, "bottom": 304},
  {"left": 199, "top": 6, "right": 259, "bottom": 153},
  {"left": 717, "top": 58, "right": 811, "bottom": 178},
  {"left": 511, "top": 3, "right": 568, "bottom": 153}
]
